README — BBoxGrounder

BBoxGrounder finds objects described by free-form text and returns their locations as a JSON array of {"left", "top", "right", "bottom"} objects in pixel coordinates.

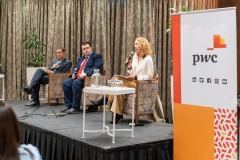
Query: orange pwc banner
[{"left": 172, "top": 7, "right": 237, "bottom": 160}]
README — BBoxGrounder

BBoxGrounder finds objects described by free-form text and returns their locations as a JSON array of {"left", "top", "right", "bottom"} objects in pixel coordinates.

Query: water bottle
[{"left": 91, "top": 69, "right": 102, "bottom": 87}]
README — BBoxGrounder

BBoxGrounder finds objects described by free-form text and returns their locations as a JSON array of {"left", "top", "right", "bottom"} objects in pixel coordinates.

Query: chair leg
[
  {"left": 152, "top": 114, "right": 157, "bottom": 122},
  {"left": 135, "top": 115, "right": 139, "bottom": 124}
]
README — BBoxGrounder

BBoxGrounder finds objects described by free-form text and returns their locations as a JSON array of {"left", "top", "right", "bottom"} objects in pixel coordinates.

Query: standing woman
[
  {"left": 0, "top": 101, "right": 42, "bottom": 160},
  {"left": 92, "top": 37, "right": 154, "bottom": 123}
]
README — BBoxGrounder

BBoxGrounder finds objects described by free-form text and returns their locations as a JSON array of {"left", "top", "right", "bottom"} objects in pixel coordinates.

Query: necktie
[{"left": 77, "top": 57, "right": 88, "bottom": 79}]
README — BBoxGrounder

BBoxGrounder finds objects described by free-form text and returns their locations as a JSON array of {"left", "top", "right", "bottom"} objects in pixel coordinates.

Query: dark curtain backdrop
[{"left": 0, "top": 0, "right": 217, "bottom": 122}]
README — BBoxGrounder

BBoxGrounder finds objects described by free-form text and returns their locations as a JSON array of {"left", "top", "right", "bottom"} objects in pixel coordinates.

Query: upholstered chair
[{"left": 123, "top": 75, "right": 158, "bottom": 124}]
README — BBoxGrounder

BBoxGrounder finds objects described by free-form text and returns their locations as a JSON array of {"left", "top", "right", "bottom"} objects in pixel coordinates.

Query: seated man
[
  {"left": 24, "top": 48, "right": 72, "bottom": 106},
  {"left": 61, "top": 42, "right": 103, "bottom": 114}
]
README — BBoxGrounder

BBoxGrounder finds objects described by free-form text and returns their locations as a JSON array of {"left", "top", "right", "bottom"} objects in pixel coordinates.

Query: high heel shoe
[
  {"left": 91, "top": 96, "right": 108, "bottom": 106},
  {"left": 110, "top": 114, "right": 123, "bottom": 124}
]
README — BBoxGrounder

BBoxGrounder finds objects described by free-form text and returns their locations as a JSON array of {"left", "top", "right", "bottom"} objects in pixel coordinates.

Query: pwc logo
[
  {"left": 207, "top": 35, "right": 227, "bottom": 50},
  {"left": 193, "top": 34, "right": 227, "bottom": 65}
]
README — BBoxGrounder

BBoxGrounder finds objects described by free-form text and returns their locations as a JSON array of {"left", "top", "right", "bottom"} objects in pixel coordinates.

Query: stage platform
[{"left": 9, "top": 100, "right": 173, "bottom": 160}]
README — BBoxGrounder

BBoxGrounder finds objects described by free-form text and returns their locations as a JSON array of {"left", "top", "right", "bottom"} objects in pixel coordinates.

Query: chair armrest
[
  {"left": 84, "top": 71, "right": 107, "bottom": 87},
  {"left": 84, "top": 76, "right": 92, "bottom": 87},
  {"left": 48, "top": 73, "right": 69, "bottom": 99}
]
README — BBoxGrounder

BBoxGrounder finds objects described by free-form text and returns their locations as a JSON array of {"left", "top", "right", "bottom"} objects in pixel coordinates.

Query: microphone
[
  {"left": 56, "top": 61, "right": 61, "bottom": 68},
  {"left": 125, "top": 51, "right": 134, "bottom": 66},
  {"left": 73, "top": 68, "right": 78, "bottom": 76}
]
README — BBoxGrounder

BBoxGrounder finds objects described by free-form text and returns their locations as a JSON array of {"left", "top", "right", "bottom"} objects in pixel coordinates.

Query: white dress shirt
[{"left": 127, "top": 54, "right": 154, "bottom": 80}]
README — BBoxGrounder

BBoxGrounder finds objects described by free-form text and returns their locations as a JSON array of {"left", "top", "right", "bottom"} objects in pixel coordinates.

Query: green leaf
[
  {"left": 26, "top": 43, "right": 33, "bottom": 49},
  {"left": 169, "top": 8, "right": 177, "bottom": 12},
  {"left": 21, "top": 36, "right": 29, "bottom": 43},
  {"left": 166, "top": 28, "right": 171, "bottom": 34},
  {"left": 22, "top": 27, "right": 46, "bottom": 67},
  {"left": 182, "top": 7, "right": 190, "bottom": 12}
]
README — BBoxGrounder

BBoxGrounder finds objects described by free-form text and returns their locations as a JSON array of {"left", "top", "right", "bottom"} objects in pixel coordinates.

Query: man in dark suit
[
  {"left": 24, "top": 48, "right": 72, "bottom": 106},
  {"left": 61, "top": 42, "right": 103, "bottom": 114}
]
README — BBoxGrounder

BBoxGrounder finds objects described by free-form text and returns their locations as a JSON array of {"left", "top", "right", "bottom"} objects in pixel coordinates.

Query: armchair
[
  {"left": 123, "top": 76, "right": 158, "bottom": 124},
  {"left": 26, "top": 68, "right": 70, "bottom": 105}
]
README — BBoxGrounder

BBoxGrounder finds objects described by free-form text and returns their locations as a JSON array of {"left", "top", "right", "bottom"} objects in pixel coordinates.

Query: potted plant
[
  {"left": 21, "top": 27, "right": 46, "bottom": 67},
  {"left": 22, "top": 28, "right": 47, "bottom": 99}
]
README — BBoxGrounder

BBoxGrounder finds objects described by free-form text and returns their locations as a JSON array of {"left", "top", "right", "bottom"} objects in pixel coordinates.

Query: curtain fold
[{"left": 0, "top": 0, "right": 218, "bottom": 122}]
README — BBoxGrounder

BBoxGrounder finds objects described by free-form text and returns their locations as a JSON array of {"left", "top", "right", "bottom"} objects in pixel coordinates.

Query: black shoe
[
  {"left": 110, "top": 114, "right": 123, "bottom": 124},
  {"left": 24, "top": 87, "right": 32, "bottom": 94},
  {"left": 25, "top": 100, "right": 40, "bottom": 106},
  {"left": 66, "top": 108, "right": 80, "bottom": 114},
  {"left": 91, "top": 97, "right": 108, "bottom": 106},
  {"left": 87, "top": 105, "right": 98, "bottom": 112},
  {"left": 60, "top": 107, "right": 71, "bottom": 113}
]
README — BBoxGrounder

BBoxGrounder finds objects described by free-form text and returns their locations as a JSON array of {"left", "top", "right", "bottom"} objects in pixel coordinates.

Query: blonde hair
[{"left": 135, "top": 37, "right": 152, "bottom": 57}]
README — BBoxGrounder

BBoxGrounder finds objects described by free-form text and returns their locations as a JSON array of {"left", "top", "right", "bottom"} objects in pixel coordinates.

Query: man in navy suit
[
  {"left": 24, "top": 48, "right": 72, "bottom": 106},
  {"left": 61, "top": 42, "right": 103, "bottom": 114}
]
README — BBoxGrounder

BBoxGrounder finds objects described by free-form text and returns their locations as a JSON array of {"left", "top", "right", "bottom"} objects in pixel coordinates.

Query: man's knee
[
  {"left": 62, "top": 78, "right": 72, "bottom": 88},
  {"left": 36, "top": 68, "right": 44, "bottom": 73},
  {"left": 72, "top": 80, "right": 83, "bottom": 89},
  {"left": 72, "top": 80, "right": 79, "bottom": 87}
]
